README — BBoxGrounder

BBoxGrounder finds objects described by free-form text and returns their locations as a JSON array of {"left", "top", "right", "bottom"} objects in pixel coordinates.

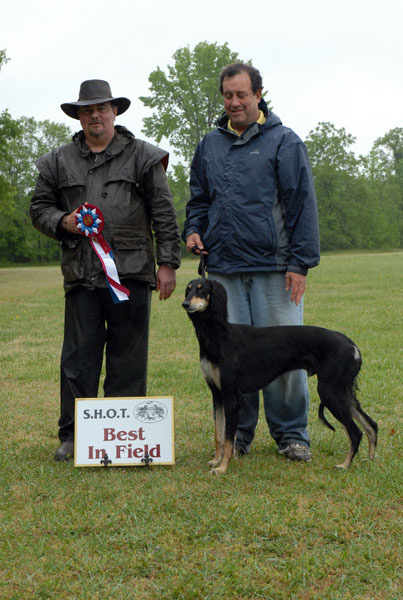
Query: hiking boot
[
  {"left": 279, "top": 443, "right": 312, "bottom": 462},
  {"left": 54, "top": 441, "right": 74, "bottom": 461}
]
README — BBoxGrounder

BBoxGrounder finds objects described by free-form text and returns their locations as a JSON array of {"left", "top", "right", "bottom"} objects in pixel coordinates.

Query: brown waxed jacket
[{"left": 30, "top": 126, "right": 181, "bottom": 293}]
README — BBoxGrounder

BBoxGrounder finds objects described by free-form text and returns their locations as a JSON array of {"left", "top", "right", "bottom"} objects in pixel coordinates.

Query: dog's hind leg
[
  {"left": 352, "top": 403, "right": 378, "bottom": 460},
  {"left": 317, "top": 384, "right": 363, "bottom": 469},
  {"left": 334, "top": 418, "right": 362, "bottom": 469}
]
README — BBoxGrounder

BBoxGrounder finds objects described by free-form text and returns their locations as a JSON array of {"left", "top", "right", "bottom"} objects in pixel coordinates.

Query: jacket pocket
[
  {"left": 110, "top": 232, "right": 155, "bottom": 277},
  {"left": 231, "top": 201, "right": 277, "bottom": 256}
]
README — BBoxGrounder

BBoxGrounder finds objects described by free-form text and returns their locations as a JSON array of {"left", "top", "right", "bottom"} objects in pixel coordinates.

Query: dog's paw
[
  {"left": 208, "top": 449, "right": 224, "bottom": 467},
  {"left": 334, "top": 463, "right": 349, "bottom": 470},
  {"left": 210, "top": 465, "right": 228, "bottom": 475},
  {"left": 208, "top": 458, "right": 222, "bottom": 467}
]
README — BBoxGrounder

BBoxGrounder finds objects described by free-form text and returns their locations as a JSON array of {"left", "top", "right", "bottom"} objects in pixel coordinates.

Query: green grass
[{"left": 0, "top": 253, "right": 402, "bottom": 599}]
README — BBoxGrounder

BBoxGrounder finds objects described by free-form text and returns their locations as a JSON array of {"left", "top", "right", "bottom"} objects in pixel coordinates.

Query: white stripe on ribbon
[{"left": 91, "top": 238, "right": 130, "bottom": 303}]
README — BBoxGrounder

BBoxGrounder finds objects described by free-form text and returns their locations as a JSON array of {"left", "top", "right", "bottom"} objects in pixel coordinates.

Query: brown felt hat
[{"left": 61, "top": 79, "right": 131, "bottom": 119}]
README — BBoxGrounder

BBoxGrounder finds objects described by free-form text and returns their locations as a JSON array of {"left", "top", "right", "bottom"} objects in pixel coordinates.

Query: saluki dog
[{"left": 182, "top": 278, "right": 378, "bottom": 474}]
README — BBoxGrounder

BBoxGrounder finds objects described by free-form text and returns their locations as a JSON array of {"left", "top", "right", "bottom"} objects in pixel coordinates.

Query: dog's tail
[{"left": 318, "top": 402, "right": 336, "bottom": 432}]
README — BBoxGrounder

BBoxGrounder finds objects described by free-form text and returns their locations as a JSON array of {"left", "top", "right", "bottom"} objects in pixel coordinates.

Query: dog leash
[{"left": 191, "top": 245, "right": 207, "bottom": 279}]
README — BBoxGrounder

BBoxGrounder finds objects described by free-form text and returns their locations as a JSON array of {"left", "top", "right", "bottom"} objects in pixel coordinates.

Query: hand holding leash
[
  {"left": 186, "top": 232, "right": 205, "bottom": 254},
  {"left": 191, "top": 245, "right": 207, "bottom": 279}
]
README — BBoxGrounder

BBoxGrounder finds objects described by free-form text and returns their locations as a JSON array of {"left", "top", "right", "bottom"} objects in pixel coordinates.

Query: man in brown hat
[{"left": 30, "top": 80, "right": 181, "bottom": 461}]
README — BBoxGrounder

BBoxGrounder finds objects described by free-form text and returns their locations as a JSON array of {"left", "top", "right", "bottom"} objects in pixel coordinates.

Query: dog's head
[
  {"left": 182, "top": 279, "right": 212, "bottom": 313},
  {"left": 182, "top": 279, "right": 228, "bottom": 322}
]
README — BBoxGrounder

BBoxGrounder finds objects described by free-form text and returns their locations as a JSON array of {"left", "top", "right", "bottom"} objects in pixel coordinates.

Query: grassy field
[{"left": 0, "top": 253, "right": 402, "bottom": 600}]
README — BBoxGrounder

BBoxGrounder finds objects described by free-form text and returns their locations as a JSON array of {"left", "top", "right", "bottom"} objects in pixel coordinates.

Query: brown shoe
[{"left": 54, "top": 441, "right": 74, "bottom": 461}]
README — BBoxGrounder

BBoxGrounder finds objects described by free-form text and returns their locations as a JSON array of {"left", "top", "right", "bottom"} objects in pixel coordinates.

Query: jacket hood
[{"left": 216, "top": 97, "right": 282, "bottom": 130}]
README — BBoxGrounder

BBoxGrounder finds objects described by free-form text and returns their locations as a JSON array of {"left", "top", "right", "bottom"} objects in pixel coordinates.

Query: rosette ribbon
[{"left": 75, "top": 204, "right": 130, "bottom": 303}]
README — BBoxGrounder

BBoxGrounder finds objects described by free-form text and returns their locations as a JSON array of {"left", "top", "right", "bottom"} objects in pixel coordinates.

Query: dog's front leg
[
  {"left": 208, "top": 391, "right": 225, "bottom": 468},
  {"left": 210, "top": 389, "right": 239, "bottom": 475},
  {"left": 210, "top": 439, "right": 234, "bottom": 475}
]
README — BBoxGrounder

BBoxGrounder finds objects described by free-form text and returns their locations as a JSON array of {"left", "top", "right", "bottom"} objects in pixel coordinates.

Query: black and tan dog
[{"left": 182, "top": 278, "right": 378, "bottom": 474}]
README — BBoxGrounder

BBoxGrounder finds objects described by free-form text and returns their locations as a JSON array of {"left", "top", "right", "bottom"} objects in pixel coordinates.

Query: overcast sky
[{"left": 1, "top": 0, "right": 402, "bottom": 165}]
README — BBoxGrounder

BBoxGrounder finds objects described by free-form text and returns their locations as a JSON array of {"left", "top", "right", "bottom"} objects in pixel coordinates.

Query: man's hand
[
  {"left": 156, "top": 265, "right": 176, "bottom": 300},
  {"left": 285, "top": 272, "right": 306, "bottom": 306},
  {"left": 60, "top": 208, "right": 81, "bottom": 235},
  {"left": 186, "top": 233, "right": 207, "bottom": 254}
]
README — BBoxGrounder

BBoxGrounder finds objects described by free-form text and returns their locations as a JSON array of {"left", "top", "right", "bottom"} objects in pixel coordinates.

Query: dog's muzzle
[
  {"left": 182, "top": 297, "right": 208, "bottom": 313},
  {"left": 182, "top": 299, "right": 191, "bottom": 310}
]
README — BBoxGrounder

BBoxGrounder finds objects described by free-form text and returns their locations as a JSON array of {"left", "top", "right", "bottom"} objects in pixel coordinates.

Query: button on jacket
[{"left": 31, "top": 125, "right": 181, "bottom": 293}]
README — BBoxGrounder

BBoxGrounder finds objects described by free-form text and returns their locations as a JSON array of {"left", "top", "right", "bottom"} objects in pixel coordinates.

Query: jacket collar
[
  {"left": 73, "top": 125, "right": 134, "bottom": 157},
  {"left": 216, "top": 98, "right": 283, "bottom": 138},
  {"left": 216, "top": 97, "right": 269, "bottom": 128}
]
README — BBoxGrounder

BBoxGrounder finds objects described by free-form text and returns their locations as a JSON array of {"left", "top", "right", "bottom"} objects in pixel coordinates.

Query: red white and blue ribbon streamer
[{"left": 76, "top": 204, "right": 130, "bottom": 304}]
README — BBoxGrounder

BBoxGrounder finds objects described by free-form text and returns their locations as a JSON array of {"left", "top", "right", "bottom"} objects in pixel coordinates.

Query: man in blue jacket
[{"left": 183, "top": 63, "right": 320, "bottom": 462}]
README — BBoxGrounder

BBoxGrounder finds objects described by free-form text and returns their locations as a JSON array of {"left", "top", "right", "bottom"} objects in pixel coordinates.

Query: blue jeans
[{"left": 209, "top": 272, "right": 310, "bottom": 451}]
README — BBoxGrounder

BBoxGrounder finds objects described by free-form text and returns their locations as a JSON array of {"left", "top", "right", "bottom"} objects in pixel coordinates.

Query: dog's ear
[{"left": 208, "top": 280, "right": 228, "bottom": 323}]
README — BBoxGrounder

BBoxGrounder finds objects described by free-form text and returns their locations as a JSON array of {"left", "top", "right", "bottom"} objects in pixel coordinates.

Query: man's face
[
  {"left": 222, "top": 71, "right": 262, "bottom": 133},
  {"left": 77, "top": 102, "right": 117, "bottom": 142}
]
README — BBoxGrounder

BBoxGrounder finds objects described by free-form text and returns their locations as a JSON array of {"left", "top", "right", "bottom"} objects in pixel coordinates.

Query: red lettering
[
  {"left": 149, "top": 444, "right": 161, "bottom": 458},
  {"left": 88, "top": 447, "right": 106, "bottom": 459},
  {"left": 115, "top": 445, "right": 126, "bottom": 458},
  {"left": 105, "top": 428, "right": 145, "bottom": 441},
  {"left": 103, "top": 428, "right": 115, "bottom": 441}
]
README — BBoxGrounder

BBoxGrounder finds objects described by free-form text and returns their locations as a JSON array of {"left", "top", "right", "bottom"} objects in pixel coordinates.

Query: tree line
[{"left": 0, "top": 44, "right": 401, "bottom": 264}]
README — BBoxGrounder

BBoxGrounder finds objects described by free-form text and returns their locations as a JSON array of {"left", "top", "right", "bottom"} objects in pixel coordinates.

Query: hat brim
[{"left": 60, "top": 97, "right": 131, "bottom": 119}]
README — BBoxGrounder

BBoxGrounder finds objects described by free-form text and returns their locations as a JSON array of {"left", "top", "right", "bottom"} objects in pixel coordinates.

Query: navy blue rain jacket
[{"left": 182, "top": 101, "right": 320, "bottom": 275}]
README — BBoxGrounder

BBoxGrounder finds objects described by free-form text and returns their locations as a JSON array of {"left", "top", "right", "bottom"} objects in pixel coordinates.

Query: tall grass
[{"left": 0, "top": 253, "right": 402, "bottom": 599}]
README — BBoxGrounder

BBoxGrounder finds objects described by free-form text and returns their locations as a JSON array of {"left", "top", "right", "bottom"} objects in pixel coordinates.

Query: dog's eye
[
  {"left": 197, "top": 284, "right": 202, "bottom": 289},
  {"left": 187, "top": 284, "right": 192, "bottom": 289}
]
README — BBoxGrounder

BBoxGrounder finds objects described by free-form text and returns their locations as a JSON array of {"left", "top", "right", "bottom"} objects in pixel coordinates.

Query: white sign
[{"left": 74, "top": 397, "right": 174, "bottom": 467}]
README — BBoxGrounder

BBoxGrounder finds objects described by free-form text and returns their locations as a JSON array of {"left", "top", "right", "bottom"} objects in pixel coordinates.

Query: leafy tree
[
  {"left": 305, "top": 122, "right": 375, "bottom": 252},
  {"left": 167, "top": 163, "right": 189, "bottom": 235},
  {"left": 374, "top": 128, "right": 403, "bottom": 169},
  {"left": 140, "top": 41, "right": 249, "bottom": 165},
  {"left": 373, "top": 128, "right": 403, "bottom": 196},
  {"left": 305, "top": 122, "right": 359, "bottom": 175},
  {"left": 364, "top": 128, "right": 403, "bottom": 247},
  {"left": 0, "top": 111, "right": 22, "bottom": 260},
  {"left": 0, "top": 49, "right": 76, "bottom": 263},
  {"left": 0, "top": 111, "right": 72, "bottom": 263},
  {"left": 0, "top": 53, "right": 14, "bottom": 225},
  {"left": 0, "top": 48, "right": 9, "bottom": 72},
  {"left": 304, "top": 122, "right": 396, "bottom": 250},
  {"left": 4, "top": 116, "right": 72, "bottom": 194}
]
